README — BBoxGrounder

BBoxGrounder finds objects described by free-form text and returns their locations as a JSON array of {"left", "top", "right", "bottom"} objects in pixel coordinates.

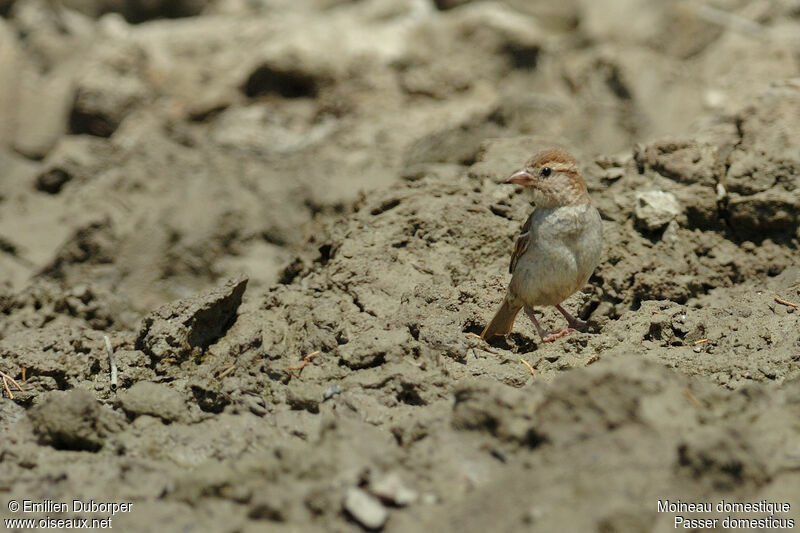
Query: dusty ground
[{"left": 1, "top": 0, "right": 799, "bottom": 531}]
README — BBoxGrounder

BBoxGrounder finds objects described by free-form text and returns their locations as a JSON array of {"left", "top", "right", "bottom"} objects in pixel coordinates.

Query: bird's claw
[
  {"left": 541, "top": 327, "right": 575, "bottom": 343},
  {"left": 567, "top": 319, "right": 588, "bottom": 332}
]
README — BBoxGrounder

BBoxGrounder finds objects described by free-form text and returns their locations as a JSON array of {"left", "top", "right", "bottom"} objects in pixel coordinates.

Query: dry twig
[
  {"left": 693, "top": 338, "right": 709, "bottom": 346},
  {"left": 520, "top": 359, "right": 535, "bottom": 375},
  {"left": 464, "top": 333, "right": 499, "bottom": 356},
  {"left": 1, "top": 371, "right": 23, "bottom": 400},
  {"left": 774, "top": 296, "right": 799, "bottom": 308},
  {"left": 683, "top": 387, "right": 702, "bottom": 408},
  {"left": 288, "top": 350, "right": 321, "bottom": 373},
  {"left": 682, "top": 2, "right": 767, "bottom": 39},
  {"left": 104, "top": 335, "right": 118, "bottom": 391},
  {"left": 216, "top": 364, "right": 236, "bottom": 379}
]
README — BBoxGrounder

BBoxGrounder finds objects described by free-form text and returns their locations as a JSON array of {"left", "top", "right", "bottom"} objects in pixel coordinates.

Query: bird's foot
[
  {"left": 565, "top": 317, "right": 588, "bottom": 332},
  {"left": 541, "top": 327, "right": 575, "bottom": 343},
  {"left": 555, "top": 305, "right": 589, "bottom": 332}
]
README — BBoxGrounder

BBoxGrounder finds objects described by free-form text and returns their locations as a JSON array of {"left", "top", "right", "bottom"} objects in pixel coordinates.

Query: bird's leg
[
  {"left": 524, "top": 307, "right": 572, "bottom": 343},
  {"left": 555, "top": 304, "right": 588, "bottom": 331}
]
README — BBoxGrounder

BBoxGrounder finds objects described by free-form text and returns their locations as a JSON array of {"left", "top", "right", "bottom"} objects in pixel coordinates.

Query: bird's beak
[{"left": 506, "top": 169, "right": 534, "bottom": 186}]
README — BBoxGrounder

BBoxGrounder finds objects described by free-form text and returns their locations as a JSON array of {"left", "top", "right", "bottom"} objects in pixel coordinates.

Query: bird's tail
[{"left": 481, "top": 298, "right": 522, "bottom": 340}]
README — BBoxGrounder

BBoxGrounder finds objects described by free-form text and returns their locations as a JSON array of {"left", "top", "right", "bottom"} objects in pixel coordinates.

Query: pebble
[
  {"left": 634, "top": 190, "right": 682, "bottom": 231},
  {"left": 343, "top": 487, "right": 388, "bottom": 530},
  {"left": 322, "top": 384, "right": 342, "bottom": 401},
  {"left": 371, "top": 472, "right": 418, "bottom": 506}
]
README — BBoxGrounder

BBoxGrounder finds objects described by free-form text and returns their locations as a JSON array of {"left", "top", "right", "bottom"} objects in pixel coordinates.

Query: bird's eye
[{"left": 541, "top": 167, "right": 552, "bottom": 177}]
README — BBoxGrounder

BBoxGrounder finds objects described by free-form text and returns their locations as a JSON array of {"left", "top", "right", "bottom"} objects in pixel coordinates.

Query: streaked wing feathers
[{"left": 509, "top": 211, "right": 534, "bottom": 274}]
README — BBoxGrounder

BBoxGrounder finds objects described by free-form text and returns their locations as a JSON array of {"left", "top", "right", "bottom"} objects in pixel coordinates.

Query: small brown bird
[{"left": 482, "top": 148, "right": 603, "bottom": 342}]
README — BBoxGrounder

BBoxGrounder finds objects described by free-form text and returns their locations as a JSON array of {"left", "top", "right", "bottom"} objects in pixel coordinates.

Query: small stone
[
  {"left": 343, "top": 487, "right": 388, "bottom": 530},
  {"left": 634, "top": 190, "right": 682, "bottom": 231},
  {"left": 421, "top": 493, "right": 438, "bottom": 505},
  {"left": 371, "top": 472, "right": 418, "bottom": 507},
  {"left": 322, "top": 384, "right": 342, "bottom": 401}
]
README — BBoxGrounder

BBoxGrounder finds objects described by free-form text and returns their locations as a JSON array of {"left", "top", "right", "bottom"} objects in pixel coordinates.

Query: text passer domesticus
[{"left": 482, "top": 148, "right": 603, "bottom": 342}]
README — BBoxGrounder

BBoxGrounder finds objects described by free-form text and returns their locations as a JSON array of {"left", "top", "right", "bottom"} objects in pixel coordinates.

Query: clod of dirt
[
  {"left": 189, "top": 378, "right": 231, "bottom": 414},
  {"left": 0, "top": 326, "right": 109, "bottom": 398},
  {"left": 108, "top": 349, "right": 154, "bottom": 389},
  {"left": 118, "top": 381, "right": 186, "bottom": 422},
  {"left": 452, "top": 378, "right": 544, "bottom": 447},
  {"left": 135, "top": 275, "right": 248, "bottom": 368},
  {"left": 286, "top": 382, "right": 323, "bottom": 414},
  {"left": 33, "top": 136, "right": 116, "bottom": 194},
  {"left": 677, "top": 428, "right": 769, "bottom": 490},
  {"left": 0, "top": 279, "right": 116, "bottom": 337},
  {"left": 27, "top": 389, "right": 123, "bottom": 451},
  {"left": 39, "top": 219, "right": 117, "bottom": 280},
  {"left": 338, "top": 327, "right": 412, "bottom": 370},
  {"left": 68, "top": 40, "right": 150, "bottom": 137},
  {"left": 247, "top": 486, "right": 291, "bottom": 522},
  {"left": 343, "top": 487, "right": 388, "bottom": 531}
]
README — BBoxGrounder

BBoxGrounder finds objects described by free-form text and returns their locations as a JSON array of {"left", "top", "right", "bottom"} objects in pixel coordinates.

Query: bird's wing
[{"left": 509, "top": 211, "right": 534, "bottom": 274}]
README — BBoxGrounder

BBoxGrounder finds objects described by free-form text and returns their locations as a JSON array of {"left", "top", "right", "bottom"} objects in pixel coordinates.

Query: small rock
[
  {"left": 343, "top": 487, "right": 388, "bottom": 531},
  {"left": 119, "top": 381, "right": 186, "bottom": 422},
  {"left": 371, "top": 472, "right": 418, "bottom": 507},
  {"left": 322, "top": 384, "right": 341, "bottom": 402},
  {"left": 634, "top": 190, "right": 682, "bottom": 231},
  {"left": 421, "top": 493, "right": 438, "bottom": 505}
]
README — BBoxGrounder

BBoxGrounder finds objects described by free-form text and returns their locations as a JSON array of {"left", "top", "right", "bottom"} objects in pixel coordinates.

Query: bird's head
[{"left": 506, "top": 148, "right": 590, "bottom": 208}]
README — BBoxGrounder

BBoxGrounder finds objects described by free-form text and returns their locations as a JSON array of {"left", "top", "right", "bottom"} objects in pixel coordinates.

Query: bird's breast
[{"left": 510, "top": 205, "right": 602, "bottom": 307}]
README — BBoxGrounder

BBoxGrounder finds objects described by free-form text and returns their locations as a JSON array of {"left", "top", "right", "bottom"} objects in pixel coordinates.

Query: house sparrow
[{"left": 481, "top": 148, "right": 603, "bottom": 342}]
